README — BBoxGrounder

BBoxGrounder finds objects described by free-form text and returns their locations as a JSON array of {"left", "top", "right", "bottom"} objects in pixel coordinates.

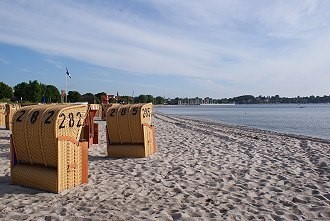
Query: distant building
[
  {"left": 182, "top": 98, "right": 189, "bottom": 105},
  {"left": 204, "top": 97, "right": 213, "bottom": 104},
  {"left": 168, "top": 96, "right": 211, "bottom": 105},
  {"left": 188, "top": 97, "right": 202, "bottom": 105}
]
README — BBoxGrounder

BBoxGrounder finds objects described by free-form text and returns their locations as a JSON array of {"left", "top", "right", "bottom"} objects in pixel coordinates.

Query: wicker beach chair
[
  {"left": 0, "top": 103, "right": 6, "bottom": 127},
  {"left": 106, "top": 103, "right": 156, "bottom": 158},
  {"left": 10, "top": 104, "right": 89, "bottom": 193},
  {"left": 5, "top": 103, "right": 20, "bottom": 130},
  {"left": 80, "top": 104, "right": 100, "bottom": 146},
  {"left": 96, "top": 104, "right": 102, "bottom": 118}
]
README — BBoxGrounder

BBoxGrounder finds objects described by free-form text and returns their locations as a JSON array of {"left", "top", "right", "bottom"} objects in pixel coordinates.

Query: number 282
[{"left": 16, "top": 110, "right": 83, "bottom": 129}]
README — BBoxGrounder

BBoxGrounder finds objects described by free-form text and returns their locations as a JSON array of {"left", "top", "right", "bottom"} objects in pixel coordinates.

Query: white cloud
[
  {"left": 0, "top": 57, "right": 8, "bottom": 64},
  {"left": 44, "top": 59, "right": 64, "bottom": 69},
  {"left": 19, "top": 68, "right": 31, "bottom": 73},
  {"left": 0, "top": 0, "right": 329, "bottom": 96}
]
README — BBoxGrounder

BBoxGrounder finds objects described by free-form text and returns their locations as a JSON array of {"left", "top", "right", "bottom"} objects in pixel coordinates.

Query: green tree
[
  {"left": 0, "top": 82, "right": 13, "bottom": 99},
  {"left": 146, "top": 95, "right": 153, "bottom": 103},
  {"left": 14, "top": 82, "right": 29, "bottom": 102},
  {"left": 118, "top": 96, "right": 134, "bottom": 104},
  {"left": 95, "top": 92, "right": 107, "bottom": 103},
  {"left": 14, "top": 80, "right": 59, "bottom": 103},
  {"left": 109, "top": 97, "right": 117, "bottom": 103},
  {"left": 155, "top": 96, "right": 165, "bottom": 105},
  {"left": 82, "top": 93, "right": 96, "bottom": 104},
  {"left": 26, "top": 80, "right": 43, "bottom": 103},
  {"left": 136, "top": 94, "right": 147, "bottom": 103},
  {"left": 232, "top": 95, "right": 256, "bottom": 104},
  {"left": 127, "top": 96, "right": 134, "bottom": 104},
  {"left": 67, "top": 91, "right": 82, "bottom": 103},
  {"left": 133, "top": 96, "right": 139, "bottom": 103},
  {"left": 44, "top": 85, "right": 61, "bottom": 103}
]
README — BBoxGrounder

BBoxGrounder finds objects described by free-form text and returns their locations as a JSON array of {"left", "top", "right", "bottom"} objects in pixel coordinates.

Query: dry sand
[{"left": 0, "top": 112, "right": 330, "bottom": 220}]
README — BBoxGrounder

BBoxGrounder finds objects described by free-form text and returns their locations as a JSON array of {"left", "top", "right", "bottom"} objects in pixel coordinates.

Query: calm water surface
[{"left": 155, "top": 104, "right": 330, "bottom": 140}]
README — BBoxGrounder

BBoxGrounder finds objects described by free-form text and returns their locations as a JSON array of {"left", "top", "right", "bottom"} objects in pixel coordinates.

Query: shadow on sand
[
  {"left": 88, "top": 155, "right": 123, "bottom": 162},
  {"left": 0, "top": 152, "right": 9, "bottom": 159},
  {"left": 0, "top": 136, "right": 10, "bottom": 140},
  {"left": 0, "top": 176, "right": 44, "bottom": 196}
]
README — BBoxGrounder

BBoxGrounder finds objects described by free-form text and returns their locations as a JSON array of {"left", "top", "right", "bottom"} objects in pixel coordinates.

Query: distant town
[
  {"left": 166, "top": 94, "right": 330, "bottom": 105},
  {"left": 1, "top": 80, "right": 329, "bottom": 105}
]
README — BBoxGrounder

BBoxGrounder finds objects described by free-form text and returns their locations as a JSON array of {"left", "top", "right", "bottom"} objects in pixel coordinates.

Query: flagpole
[
  {"left": 65, "top": 67, "right": 71, "bottom": 103},
  {"left": 65, "top": 73, "right": 68, "bottom": 103}
]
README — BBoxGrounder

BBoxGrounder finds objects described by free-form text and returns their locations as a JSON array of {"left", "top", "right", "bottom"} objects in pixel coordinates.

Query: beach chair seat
[
  {"left": 10, "top": 104, "right": 89, "bottom": 193},
  {"left": 106, "top": 103, "right": 156, "bottom": 158}
]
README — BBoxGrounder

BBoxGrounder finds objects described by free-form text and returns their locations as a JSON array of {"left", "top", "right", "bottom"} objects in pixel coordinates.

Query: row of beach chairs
[
  {"left": 0, "top": 103, "right": 20, "bottom": 130},
  {"left": 4, "top": 103, "right": 156, "bottom": 193}
]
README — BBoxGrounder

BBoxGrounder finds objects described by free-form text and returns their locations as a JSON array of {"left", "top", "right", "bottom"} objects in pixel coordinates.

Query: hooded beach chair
[
  {"left": 80, "top": 104, "right": 100, "bottom": 146},
  {"left": 10, "top": 104, "right": 89, "bottom": 193},
  {"left": 106, "top": 103, "right": 156, "bottom": 158},
  {"left": 5, "top": 103, "right": 20, "bottom": 130},
  {"left": 0, "top": 103, "right": 5, "bottom": 127}
]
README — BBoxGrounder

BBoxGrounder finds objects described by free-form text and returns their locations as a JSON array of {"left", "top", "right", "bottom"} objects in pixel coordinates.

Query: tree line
[
  {"left": 214, "top": 94, "right": 330, "bottom": 104},
  {"left": 1, "top": 80, "right": 329, "bottom": 105},
  {"left": 0, "top": 80, "right": 166, "bottom": 105}
]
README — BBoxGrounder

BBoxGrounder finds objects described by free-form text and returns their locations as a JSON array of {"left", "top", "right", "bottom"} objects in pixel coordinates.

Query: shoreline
[
  {"left": 0, "top": 113, "right": 330, "bottom": 220},
  {"left": 154, "top": 112, "right": 330, "bottom": 144},
  {"left": 153, "top": 106, "right": 330, "bottom": 141}
]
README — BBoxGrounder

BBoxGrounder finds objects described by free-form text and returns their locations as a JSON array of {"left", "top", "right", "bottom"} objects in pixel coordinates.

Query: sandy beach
[{"left": 1, "top": 112, "right": 330, "bottom": 220}]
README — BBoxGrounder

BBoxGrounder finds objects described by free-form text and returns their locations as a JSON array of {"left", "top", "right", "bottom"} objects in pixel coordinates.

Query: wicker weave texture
[
  {"left": 11, "top": 104, "right": 88, "bottom": 192},
  {"left": 106, "top": 125, "right": 156, "bottom": 158},
  {"left": 5, "top": 104, "right": 20, "bottom": 130},
  {"left": 89, "top": 104, "right": 99, "bottom": 111},
  {"left": 106, "top": 103, "right": 152, "bottom": 144},
  {"left": 0, "top": 103, "right": 6, "bottom": 127},
  {"left": 11, "top": 164, "right": 58, "bottom": 192},
  {"left": 143, "top": 124, "right": 157, "bottom": 156},
  {"left": 96, "top": 104, "right": 102, "bottom": 118},
  {"left": 107, "top": 144, "right": 146, "bottom": 157},
  {"left": 106, "top": 103, "right": 156, "bottom": 157},
  {"left": 12, "top": 104, "right": 87, "bottom": 166},
  {"left": 101, "top": 103, "right": 120, "bottom": 120},
  {"left": 58, "top": 140, "right": 83, "bottom": 192}
]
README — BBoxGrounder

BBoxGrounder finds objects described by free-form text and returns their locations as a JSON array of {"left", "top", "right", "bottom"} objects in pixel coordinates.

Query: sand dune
[{"left": 0, "top": 113, "right": 330, "bottom": 220}]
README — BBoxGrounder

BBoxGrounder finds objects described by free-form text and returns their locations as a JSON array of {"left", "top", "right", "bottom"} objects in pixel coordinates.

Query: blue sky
[{"left": 0, "top": 0, "right": 330, "bottom": 98}]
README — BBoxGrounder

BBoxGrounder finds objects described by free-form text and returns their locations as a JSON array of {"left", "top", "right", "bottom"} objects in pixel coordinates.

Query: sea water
[{"left": 155, "top": 103, "right": 330, "bottom": 140}]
